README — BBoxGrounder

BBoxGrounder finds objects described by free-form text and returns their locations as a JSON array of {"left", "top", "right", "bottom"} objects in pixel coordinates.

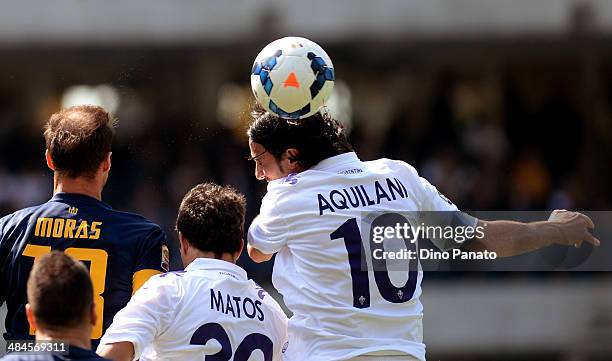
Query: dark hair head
[
  {"left": 176, "top": 183, "right": 246, "bottom": 258},
  {"left": 27, "top": 251, "right": 93, "bottom": 330},
  {"left": 247, "top": 105, "right": 353, "bottom": 169},
  {"left": 44, "top": 105, "right": 115, "bottom": 178}
]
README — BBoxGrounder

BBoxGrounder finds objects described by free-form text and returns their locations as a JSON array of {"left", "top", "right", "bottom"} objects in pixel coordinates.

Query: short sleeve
[
  {"left": 247, "top": 192, "right": 289, "bottom": 255},
  {"left": 415, "top": 174, "right": 459, "bottom": 212},
  {"left": 135, "top": 227, "right": 169, "bottom": 273},
  {"left": 402, "top": 162, "right": 478, "bottom": 251},
  {"left": 97, "top": 274, "right": 178, "bottom": 360}
]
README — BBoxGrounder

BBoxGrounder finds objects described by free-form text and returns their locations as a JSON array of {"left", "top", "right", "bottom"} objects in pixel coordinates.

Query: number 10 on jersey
[{"left": 330, "top": 217, "right": 418, "bottom": 309}]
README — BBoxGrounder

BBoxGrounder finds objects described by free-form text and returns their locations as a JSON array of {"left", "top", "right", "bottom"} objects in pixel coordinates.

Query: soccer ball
[{"left": 250, "top": 37, "right": 335, "bottom": 119}]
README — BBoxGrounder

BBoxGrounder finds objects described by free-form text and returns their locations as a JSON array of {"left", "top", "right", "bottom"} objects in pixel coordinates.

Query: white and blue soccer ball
[{"left": 250, "top": 36, "right": 335, "bottom": 119}]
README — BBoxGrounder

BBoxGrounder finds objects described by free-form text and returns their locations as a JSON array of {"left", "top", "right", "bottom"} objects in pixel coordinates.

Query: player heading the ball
[{"left": 245, "top": 106, "right": 599, "bottom": 361}]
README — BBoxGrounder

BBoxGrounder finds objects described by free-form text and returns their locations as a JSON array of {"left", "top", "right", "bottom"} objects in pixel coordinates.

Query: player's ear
[
  {"left": 285, "top": 148, "right": 303, "bottom": 173},
  {"left": 45, "top": 149, "right": 55, "bottom": 171},
  {"left": 178, "top": 232, "right": 189, "bottom": 254},
  {"left": 285, "top": 148, "right": 299, "bottom": 163},
  {"left": 25, "top": 304, "right": 37, "bottom": 330},
  {"left": 101, "top": 152, "right": 112, "bottom": 172},
  {"left": 235, "top": 239, "right": 245, "bottom": 262}
]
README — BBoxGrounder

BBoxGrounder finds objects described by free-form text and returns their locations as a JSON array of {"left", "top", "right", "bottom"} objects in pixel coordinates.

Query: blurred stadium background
[{"left": 1, "top": 0, "right": 611, "bottom": 360}]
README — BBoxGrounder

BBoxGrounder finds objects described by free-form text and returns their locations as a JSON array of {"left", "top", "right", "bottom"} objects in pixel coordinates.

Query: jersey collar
[
  {"left": 185, "top": 258, "right": 248, "bottom": 281},
  {"left": 310, "top": 151, "right": 360, "bottom": 172},
  {"left": 65, "top": 344, "right": 103, "bottom": 359},
  {"left": 50, "top": 192, "right": 112, "bottom": 210}
]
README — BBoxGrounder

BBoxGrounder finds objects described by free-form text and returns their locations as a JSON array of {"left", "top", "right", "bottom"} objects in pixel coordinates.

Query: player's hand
[{"left": 547, "top": 209, "right": 600, "bottom": 248}]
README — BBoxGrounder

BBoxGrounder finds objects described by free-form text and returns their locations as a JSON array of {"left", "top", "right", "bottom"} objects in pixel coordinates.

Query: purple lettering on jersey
[
  {"left": 243, "top": 297, "right": 257, "bottom": 319},
  {"left": 343, "top": 188, "right": 361, "bottom": 207},
  {"left": 386, "top": 178, "right": 405, "bottom": 200},
  {"left": 354, "top": 185, "right": 367, "bottom": 206},
  {"left": 339, "top": 168, "right": 363, "bottom": 174},
  {"left": 255, "top": 285, "right": 267, "bottom": 300},
  {"left": 225, "top": 294, "right": 236, "bottom": 317},
  {"left": 359, "top": 185, "right": 376, "bottom": 206},
  {"left": 255, "top": 300, "right": 264, "bottom": 321},
  {"left": 317, "top": 194, "right": 335, "bottom": 216},
  {"left": 374, "top": 181, "right": 392, "bottom": 203},
  {"left": 232, "top": 296, "right": 242, "bottom": 318},
  {"left": 211, "top": 289, "right": 225, "bottom": 313},
  {"left": 317, "top": 177, "right": 410, "bottom": 215},
  {"left": 330, "top": 190, "right": 349, "bottom": 210},
  {"left": 284, "top": 173, "right": 299, "bottom": 185},
  {"left": 211, "top": 288, "right": 266, "bottom": 321},
  {"left": 190, "top": 323, "right": 273, "bottom": 360}
]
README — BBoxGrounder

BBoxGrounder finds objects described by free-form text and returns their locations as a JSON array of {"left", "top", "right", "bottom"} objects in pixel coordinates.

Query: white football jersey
[
  {"left": 97, "top": 258, "right": 288, "bottom": 361},
  {"left": 248, "top": 152, "right": 475, "bottom": 361}
]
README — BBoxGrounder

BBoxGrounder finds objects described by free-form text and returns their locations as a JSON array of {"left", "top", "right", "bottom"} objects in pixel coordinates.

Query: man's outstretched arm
[{"left": 464, "top": 210, "right": 600, "bottom": 257}]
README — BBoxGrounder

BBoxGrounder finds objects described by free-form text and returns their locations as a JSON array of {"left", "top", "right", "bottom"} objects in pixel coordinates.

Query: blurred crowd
[{"left": 0, "top": 42, "right": 611, "bottom": 273}]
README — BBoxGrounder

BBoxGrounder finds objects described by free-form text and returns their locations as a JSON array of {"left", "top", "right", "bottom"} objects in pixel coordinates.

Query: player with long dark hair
[{"left": 246, "top": 107, "right": 599, "bottom": 361}]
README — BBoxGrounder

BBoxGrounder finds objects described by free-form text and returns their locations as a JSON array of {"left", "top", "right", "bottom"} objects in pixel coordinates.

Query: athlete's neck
[
  {"left": 184, "top": 251, "right": 237, "bottom": 267},
  {"left": 53, "top": 173, "right": 103, "bottom": 201},
  {"left": 35, "top": 326, "right": 92, "bottom": 350}
]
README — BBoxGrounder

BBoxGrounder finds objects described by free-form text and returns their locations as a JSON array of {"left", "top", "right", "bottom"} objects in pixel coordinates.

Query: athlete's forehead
[{"left": 249, "top": 140, "right": 265, "bottom": 155}]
